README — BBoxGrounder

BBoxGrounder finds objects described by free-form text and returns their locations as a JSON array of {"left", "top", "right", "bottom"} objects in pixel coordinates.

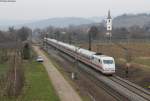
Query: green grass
[
  {"left": 19, "top": 61, "right": 59, "bottom": 101},
  {"left": 0, "top": 63, "right": 9, "bottom": 76},
  {"left": 1, "top": 60, "right": 60, "bottom": 101}
]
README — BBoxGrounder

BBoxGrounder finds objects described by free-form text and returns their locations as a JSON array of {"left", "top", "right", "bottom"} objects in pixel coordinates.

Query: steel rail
[{"left": 109, "top": 75, "right": 150, "bottom": 101}]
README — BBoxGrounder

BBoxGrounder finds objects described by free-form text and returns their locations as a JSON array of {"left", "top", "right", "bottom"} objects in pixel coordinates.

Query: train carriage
[{"left": 45, "top": 38, "right": 115, "bottom": 74}]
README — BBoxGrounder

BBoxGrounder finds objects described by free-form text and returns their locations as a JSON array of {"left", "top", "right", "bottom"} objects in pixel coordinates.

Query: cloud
[{"left": 0, "top": 0, "right": 149, "bottom": 20}]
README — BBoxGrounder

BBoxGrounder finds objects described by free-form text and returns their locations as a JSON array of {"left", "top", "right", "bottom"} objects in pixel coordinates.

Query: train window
[
  {"left": 98, "top": 59, "right": 101, "bottom": 63},
  {"left": 103, "top": 60, "right": 113, "bottom": 64},
  {"left": 91, "top": 56, "right": 94, "bottom": 60}
]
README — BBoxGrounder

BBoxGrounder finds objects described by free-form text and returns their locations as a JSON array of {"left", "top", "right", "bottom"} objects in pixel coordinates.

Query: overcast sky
[{"left": 0, "top": 0, "right": 150, "bottom": 20}]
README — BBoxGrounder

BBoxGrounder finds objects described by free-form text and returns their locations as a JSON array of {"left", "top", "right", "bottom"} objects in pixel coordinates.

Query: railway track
[
  {"left": 46, "top": 46, "right": 119, "bottom": 101},
  {"left": 110, "top": 76, "right": 150, "bottom": 101},
  {"left": 79, "top": 62, "right": 150, "bottom": 101},
  {"left": 45, "top": 43, "right": 150, "bottom": 101},
  {"left": 46, "top": 46, "right": 125, "bottom": 101},
  {"left": 77, "top": 63, "right": 129, "bottom": 101},
  {"left": 78, "top": 62, "right": 150, "bottom": 101}
]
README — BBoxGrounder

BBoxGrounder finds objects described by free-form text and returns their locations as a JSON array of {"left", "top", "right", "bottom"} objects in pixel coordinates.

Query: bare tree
[{"left": 17, "top": 27, "right": 32, "bottom": 42}]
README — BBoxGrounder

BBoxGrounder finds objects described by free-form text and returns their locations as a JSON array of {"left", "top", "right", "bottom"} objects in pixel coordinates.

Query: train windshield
[{"left": 103, "top": 60, "right": 113, "bottom": 64}]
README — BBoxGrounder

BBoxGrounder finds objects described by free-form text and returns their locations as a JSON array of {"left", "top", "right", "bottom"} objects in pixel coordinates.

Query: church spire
[
  {"left": 106, "top": 10, "right": 112, "bottom": 43},
  {"left": 107, "top": 10, "right": 111, "bottom": 19}
]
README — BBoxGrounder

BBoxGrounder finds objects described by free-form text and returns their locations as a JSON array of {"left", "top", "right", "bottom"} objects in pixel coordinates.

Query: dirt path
[{"left": 33, "top": 46, "right": 82, "bottom": 101}]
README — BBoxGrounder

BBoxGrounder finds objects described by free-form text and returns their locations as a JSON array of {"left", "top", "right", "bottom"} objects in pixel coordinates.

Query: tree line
[
  {"left": 34, "top": 21, "right": 150, "bottom": 45},
  {"left": 0, "top": 26, "right": 32, "bottom": 98}
]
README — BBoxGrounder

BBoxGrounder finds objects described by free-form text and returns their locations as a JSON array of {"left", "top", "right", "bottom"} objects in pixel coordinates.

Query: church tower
[
  {"left": 106, "top": 10, "right": 112, "bottom": 31},
  {"left": 106, "top": 10, "right": 112, "bottom": 42}
]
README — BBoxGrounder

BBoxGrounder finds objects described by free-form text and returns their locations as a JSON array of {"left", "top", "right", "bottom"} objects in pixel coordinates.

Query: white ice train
[{"left": 45, "top": 38, "right": 115, "bottom": 74}]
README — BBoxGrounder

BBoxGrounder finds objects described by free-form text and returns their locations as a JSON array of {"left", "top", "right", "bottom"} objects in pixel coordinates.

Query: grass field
[
  {"left": 0, "top": 63, "right": 9, "bottom": 76},
  {"left": 19, "top": 60, "right": 59, "bottom": 101},
  {"left": 0, "top": 60, "right": 60, "bottom": 101},
  {"left": 80, "top": 42, "right": 150, "bottom": 59},
  {"left": 133, "top": 58, "right": 150, "bottom": 67}
]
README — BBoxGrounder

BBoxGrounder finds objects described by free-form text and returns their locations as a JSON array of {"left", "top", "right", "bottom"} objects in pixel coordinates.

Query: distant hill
[
  {"left": 21, "top": 17, "right": 96, "bottom": 29},
  {"left": 113, "top": 13, "right": 150, "bottom": 28},
  {"left": 0, "top": 17, "right": 101, "bottom": 30},
  {"left": 88, "top": 16, "right": 105, "bottom": 23},
  {"left": 1, "top": 14, "right": 150, "bottom": 30}
]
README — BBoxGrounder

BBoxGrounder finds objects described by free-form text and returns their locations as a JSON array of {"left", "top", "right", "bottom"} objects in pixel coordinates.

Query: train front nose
[
  {"left": 103, "top": 64, "right": 115, "bottom": 73},
  {"left": 102, "top": 59, "right": 115, "bottom": 74}
]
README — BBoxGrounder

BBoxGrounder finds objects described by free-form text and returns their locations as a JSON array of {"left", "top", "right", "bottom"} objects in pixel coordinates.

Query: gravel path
[{"left": 33, "top": 46, "right": 82, "bottom": 101}]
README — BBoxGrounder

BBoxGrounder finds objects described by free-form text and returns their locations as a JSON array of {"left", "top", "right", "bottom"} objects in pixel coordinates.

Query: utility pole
[
  {"left": 68, "top": 33, "right": 72, "bottom": 45},
  {"left": 54, "top": 32, "right": 59, "bottom": 50},
  {"left": 72, "top": 33, "right": 80, "bottom": 80},
  {"left": 88, "top": 31, "right": 92, "bottom": 51},
  {"left": 125, "top": 49, "right": 132, "bottom": 77},
  {"left": 42, "top": 32, "right": 45, "bottom": 48},
  {"left": 88, "top": 26, "right": 98, "bottom": 51},
  {"left": 45, "top": 33, "right": 48, "bottom": 51},
  {"left": 114, "top": 43, "right": 131, "bottom": 77},
  {"left": 72, "top": 47, "right": 78, "bottom": 80}
]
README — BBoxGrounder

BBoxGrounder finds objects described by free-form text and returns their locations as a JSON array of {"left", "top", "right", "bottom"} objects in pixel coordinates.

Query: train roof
[
  {"left": 78, "top": 48, "right": 96, "bottom": 56},
  {"left": 47, "top": 38, "right": 76, "bottom": 51},
  {"left": 59, "top": 41, "right": 76, "bottom": 50},
  {"left": 46, "top": 38, "right": 114, "bottom": 60},
  {"left": 93, "top": 54, "right": 114, "bottom": 60}
]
